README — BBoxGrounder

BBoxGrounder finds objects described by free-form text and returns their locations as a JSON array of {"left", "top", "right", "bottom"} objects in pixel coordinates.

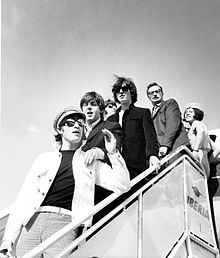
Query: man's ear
[{"left": 57, "top": 127, "right": 63, "bottom": 134}]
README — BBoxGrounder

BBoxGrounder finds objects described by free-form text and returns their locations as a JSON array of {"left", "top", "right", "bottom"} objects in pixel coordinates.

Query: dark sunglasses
[
  {"left": 114, "top": 85, "right": 130, "bottom": 93},
  {"left": 63, "top": 119, "right": 85, "bottom": 128},
  {"left": 106, "top": 104, "right": 116, "bottom": 109}
]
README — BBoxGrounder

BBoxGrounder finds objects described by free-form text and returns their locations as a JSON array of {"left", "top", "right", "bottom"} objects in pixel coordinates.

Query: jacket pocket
[{"left": 82, "top": 168, "right": 94, "bottom": 178}]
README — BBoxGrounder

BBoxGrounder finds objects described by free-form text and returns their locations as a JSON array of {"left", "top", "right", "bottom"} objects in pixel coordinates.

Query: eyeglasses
[
  {"left": 114, "top": 85, "right": 130, "bottom": 93},
  {"left": 63, "top": 119, "right": 85, "bottom": 128},
  {"left": 147, "top": 89, "right": 161, "bottom": 96}
]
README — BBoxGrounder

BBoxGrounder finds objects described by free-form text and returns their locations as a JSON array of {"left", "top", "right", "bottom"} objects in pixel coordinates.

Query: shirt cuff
[{"left": 92, "top": 147, "right": 105, "bottom": 159}]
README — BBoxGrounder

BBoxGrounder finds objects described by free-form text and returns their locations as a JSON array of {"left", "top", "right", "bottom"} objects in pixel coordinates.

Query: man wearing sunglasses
[
  {"left": 146, "top": 82, "right": 189, "bottom": 159},
  {"left": 108, "top": 76, "right": 160, "bottom": 181},
  {"left": 0, "top": 106, "right": 130, "bottom": 258},
  {"left": 103, "top": 99, "right": 117, "bottom": 120}
]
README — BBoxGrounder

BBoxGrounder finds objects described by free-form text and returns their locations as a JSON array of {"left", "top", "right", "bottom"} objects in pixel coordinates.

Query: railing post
[{"left": 137, "top": 192, "right": 143, "bottom": 258}]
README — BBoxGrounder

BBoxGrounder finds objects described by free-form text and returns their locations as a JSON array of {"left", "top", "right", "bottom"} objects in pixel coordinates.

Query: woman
[{"left": 183, "top": 103, "right": 211, "bottom": 177}]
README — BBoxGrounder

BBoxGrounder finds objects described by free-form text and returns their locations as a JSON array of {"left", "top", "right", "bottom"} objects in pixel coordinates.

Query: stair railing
[{"left": 1, "top": 146, "right": 204, "bottom": 258}]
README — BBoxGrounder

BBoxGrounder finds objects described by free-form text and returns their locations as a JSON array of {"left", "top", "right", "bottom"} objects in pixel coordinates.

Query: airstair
[{"left": 0, "top": 146, "right": 219, "bottom": 257}]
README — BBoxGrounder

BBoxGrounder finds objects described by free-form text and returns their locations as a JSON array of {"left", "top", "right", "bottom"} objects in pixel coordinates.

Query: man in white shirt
[{"left": 0, "top": 106, "right": 130, "bottom": 258}]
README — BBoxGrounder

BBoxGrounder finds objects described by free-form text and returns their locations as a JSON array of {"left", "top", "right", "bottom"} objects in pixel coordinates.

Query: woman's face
[{"left": 184, "top": 108, "right": 195, "bottom": 124}]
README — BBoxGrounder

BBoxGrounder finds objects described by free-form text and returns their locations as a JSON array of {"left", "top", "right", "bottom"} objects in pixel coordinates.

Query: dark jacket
[
  {"left": 107, "top": 104, "right": 159, "bottom": 173},
  {"left": 152, "top": 98, "right": 189, "bottom": 151},
  {"left": 82, "top": 119, "right": 123, "bottom": 207},
  {"left": 82, "top": 119, "right": 123, "bottom": 155}
]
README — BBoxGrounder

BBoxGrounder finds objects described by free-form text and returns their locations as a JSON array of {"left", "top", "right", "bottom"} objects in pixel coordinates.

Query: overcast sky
[{"left": 1, "top": 0, "right": 220, "bottom": 212}]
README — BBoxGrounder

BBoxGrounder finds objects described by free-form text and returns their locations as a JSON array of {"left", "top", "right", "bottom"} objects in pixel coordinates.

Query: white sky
[{"left": 1, "top": 0, "right": 220, "bottom": 212}]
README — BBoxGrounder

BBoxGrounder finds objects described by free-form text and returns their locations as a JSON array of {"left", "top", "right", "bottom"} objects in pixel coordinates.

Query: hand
[
  {"left": 0, "top": 240, "right": 15, "bottom": 258},
  {"left": 192, "top": 150, "right": 200, "bottom": 161},
  {"left": 102, "top": 129, "right": 117, "bottom": 154},
  {"left": 149, "top": 155, "right": 160, "bottom": 173},
  {"left": 84, "top": 148, "right": 105, "bottom": 166},
  {"left": 158, "top": 146, "right": 168, "bottom": 158}
]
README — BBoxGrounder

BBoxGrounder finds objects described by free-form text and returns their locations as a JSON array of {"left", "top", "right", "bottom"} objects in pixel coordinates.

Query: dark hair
[
  {"left": 146, "top": 82, "right": 163, "bottom": 94},
  {"left": 193, "top": 108, "right": 204, "bottom": 121},
  {"left": 54, "top": 134, "right": 62, "bottom": 142},
  {"left": 112, "top": 75, "right": 137, "bottom": 104},
  {"left": 80, "top": 91, "right": 105, "bottom": 111},
  {"left": 183, "top": 107, "right": 204, "bottom": 121},
  {"left": 104, "top": 99, "right": 117, "bottom": 108}
]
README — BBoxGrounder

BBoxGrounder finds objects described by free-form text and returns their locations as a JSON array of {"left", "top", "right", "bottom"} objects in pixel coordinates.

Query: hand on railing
[
  {"left": 149, "top": 155, "right": 160, "bottom": 173},
  {"left": 158, "top": 146, "right": 168, "bottom": 159}
]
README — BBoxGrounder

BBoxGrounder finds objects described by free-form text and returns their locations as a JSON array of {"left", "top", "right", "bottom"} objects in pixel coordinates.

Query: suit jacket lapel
[
  {"left": 152, "top": 101, "right": 164, "bottom": 118},
  {"left": 87, "top": 120, "right": 104, "bottom": 141}
]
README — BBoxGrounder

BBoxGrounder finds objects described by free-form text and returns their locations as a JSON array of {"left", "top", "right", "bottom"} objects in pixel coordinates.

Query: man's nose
[{"left": 73, "top": 121, "right": 80, "bottom": 127}]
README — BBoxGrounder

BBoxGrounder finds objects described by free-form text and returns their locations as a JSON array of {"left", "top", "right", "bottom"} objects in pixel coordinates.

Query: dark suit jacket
[
  {"left": 81, "top": 119, "right": 123, "bottom": 206},
  {"left": 82, "top": 119, "right": 122, "bottom": 155},
  {"left": 152, "top": 98, "right": 189, "bottom": 151},
  {"left": 108, "top": 104, "right": 159, "bottom": 175}
]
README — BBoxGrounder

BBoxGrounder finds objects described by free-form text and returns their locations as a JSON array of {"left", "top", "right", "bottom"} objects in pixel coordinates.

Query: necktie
[{"left": 152, "top": 105, "right": 159, "bottom": 116}]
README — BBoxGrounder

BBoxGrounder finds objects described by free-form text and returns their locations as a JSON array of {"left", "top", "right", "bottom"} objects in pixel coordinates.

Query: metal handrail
[
  {"left": 1, "top": 146, "right": 200, "bottom": 257},
  {"left": 57, "top": 148, "right": 207, "bottom": 258},
  {"left": 0, "top": 146, "right": 196, "bottom": 223},
  {"left": 22, "top": 164, "right": 158, "bottom": 258}
]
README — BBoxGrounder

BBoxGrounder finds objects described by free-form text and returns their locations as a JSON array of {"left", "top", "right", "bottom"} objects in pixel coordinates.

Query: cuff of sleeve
[
  {"left": 92, "top": 147, "right": 105, "bottom": 159},
  {"left": 107, "top": 149, "right": 120, "bottom": 156}
]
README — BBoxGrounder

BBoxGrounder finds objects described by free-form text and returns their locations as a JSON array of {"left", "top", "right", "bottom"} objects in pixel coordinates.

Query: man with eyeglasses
[
  {"left": 146, "top": 82, "right": 189, "bottom": 159},
  {"left": 0, "top": 106, "right": 130, "bottom": 258},
  {"left": 108, "top": 76, "right": 160, "bottom": 180}
]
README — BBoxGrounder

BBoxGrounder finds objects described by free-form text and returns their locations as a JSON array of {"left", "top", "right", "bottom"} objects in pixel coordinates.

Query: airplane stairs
[{"left": 0, "top": 146, "right": 219, "bottom": 258}]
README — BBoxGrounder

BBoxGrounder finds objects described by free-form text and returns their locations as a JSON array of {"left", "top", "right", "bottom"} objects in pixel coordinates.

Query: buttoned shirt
[
  {"left": 152, "top": 103, "right": 161, "bottom": 117},
  {"left": 3, "top": 148, "right": 130, "bottom": 244}
]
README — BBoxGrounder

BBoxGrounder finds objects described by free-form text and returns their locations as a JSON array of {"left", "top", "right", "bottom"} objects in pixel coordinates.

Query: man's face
[
  {"left": 60, "top": 116, "right": 85, "bottom": 144},
  {"left": 147, "top": 85, "right": 163, "bottom": 105},
  {"left": 115, "top": 86, "right": 132, "bottom": 105},
  {"left": 104, "top": 103, "right": 117, "bottom": 117},
  {"left": 81, "top": 99, "right": 101, "bottom": 124}
]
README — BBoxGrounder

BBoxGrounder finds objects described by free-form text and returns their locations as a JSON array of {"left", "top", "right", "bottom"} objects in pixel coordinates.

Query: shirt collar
[
  {"left": 153, "top": 100, "right": 164, "bottom": 108},
  {"left": 117, "top": 103, "right": 135, "bottom": 112},
  {"left": 85, "top": 118, "right": 101, "bottom": 132}
]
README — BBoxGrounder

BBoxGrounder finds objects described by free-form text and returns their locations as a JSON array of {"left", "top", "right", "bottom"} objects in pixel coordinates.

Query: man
[
  {"left": 146, "top": 82, "right": 189, "bottom": 159},
  {"left": 80, "top": 91, "right": 123, "bottom": 223},
  {"left": 0, "top": 107, "right": 130, "bottom": 258},
  {"left": 108, "top": 76, "right": 160, "bottom": 180},
  {"left": 103, "top": 99, "right": 117, "bottom": 120},
  {"left": 80, "top": 92, "right": 122, "bottom": 163}
]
